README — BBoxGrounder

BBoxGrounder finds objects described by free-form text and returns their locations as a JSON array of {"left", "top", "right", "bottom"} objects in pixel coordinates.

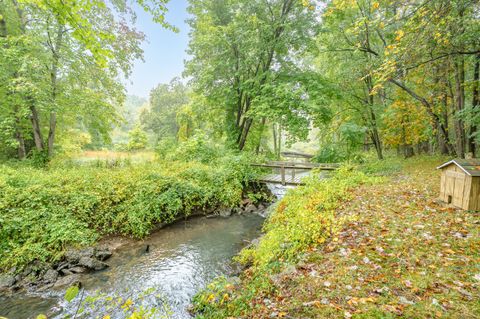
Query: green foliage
[
  {"left": 58, "top": 286, "right": 172, "bottom": 318},
  {"left": 192, "top": 167, "right": 378, "bottom": 317},
  {"left": 312, "top": 145, "right": 347, "bottom": 163},
  {"left": 127, "top": 125, "right": 149, "bottom": 151},
  {"left": 164, "top": 133, "right": 220, "bottom": 164},
  {"left": 185, "top": 0, "right": 320, "bottom": 149},
  {"left": 64, "top": 285, "right": 80, "bottom": 302},
  {"left": 141, "top": 78, "right": 189, "bottom": 143},
  {"left": 0, "top": 0, "right": 172, "bottom": 160},
  {"left": 29, "top": 149, "right": 50, "bottom": 167},
  {"left": 0, "top": 155, "right": 260, "bottom": 271}
]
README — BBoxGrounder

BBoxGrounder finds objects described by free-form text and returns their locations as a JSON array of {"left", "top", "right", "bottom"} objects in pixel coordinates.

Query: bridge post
[{"left": 281, "top": 164, "right": 286, "bottom": 185}]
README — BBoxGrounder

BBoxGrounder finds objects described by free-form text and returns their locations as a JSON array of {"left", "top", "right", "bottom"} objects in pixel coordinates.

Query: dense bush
[{"left": 0, "top": 155, "right": 260, "bottom": 271}]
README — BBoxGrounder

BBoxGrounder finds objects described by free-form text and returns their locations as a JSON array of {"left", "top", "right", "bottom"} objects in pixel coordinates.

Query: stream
[{"left": 0, "top": 213, "right": 265, "bottom": 319}]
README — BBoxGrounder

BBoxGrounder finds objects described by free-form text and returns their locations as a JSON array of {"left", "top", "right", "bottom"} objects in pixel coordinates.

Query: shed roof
[{"left": 437, "top": 159, "right": 480, "bottom": 177}]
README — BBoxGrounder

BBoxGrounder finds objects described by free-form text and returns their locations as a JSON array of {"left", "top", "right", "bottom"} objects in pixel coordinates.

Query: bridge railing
[{"left": 251, "top": 161, "right": 339, "bottom": 185}]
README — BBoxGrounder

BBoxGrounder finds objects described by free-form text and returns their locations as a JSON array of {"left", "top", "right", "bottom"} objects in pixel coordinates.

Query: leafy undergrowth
[
  {"left": 193, "top": 156, "right": 480, "bottom": 318},
  {"left": 0, "top": 154, "right": 262, "bottom": 271}
]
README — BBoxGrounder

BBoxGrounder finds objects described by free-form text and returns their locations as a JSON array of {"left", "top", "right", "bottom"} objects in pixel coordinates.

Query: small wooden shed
[{"left": 437, "top": 159, "right": 480, "bottom": 210}]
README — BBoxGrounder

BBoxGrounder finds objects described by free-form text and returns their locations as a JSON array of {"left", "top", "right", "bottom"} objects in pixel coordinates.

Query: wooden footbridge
[{"left": 251, "top": 161, "right": 338, "bottom": 186}]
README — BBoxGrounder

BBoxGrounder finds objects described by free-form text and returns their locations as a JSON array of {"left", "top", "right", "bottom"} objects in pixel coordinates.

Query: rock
[
  {"left": 55, "top": 261, "right": 70, "bottom": 271},
  {"left": 36, "top": 283, "right": 54, "bottom": 292},
  {"left": 241, "top": 198, "right": 253, "bottom": 206},
  {"left": 245, "top": 204, "right": 257, "bottom": 213},
  {"left": 94, "top": 247, "right": 112, "bottom": 261},
  {"left": 218, "top": 208, "right": 232, "bottom": 218},
  {"left": 60, "top": 269, "right": 74, "bottom": 276},
  {"left": 68, "top": 266, "right": 87, "bottom": 274},
  {"left": 64, "top": 247, "right": 94, "bottom": 263},
  {"left": 0, "top": 274, "right": 16, "bottom": 289},
  {"left": 232, "top": 207, "right": 243, "bottom": 215},
  {"left": 78, "top": 257, "right": 108, "bottom": 271},
  {"left": 53, "top": 274, "right": 81, "bottom": 289},
  {"left": 257, "top": 203, "right": 265, "bottom": 211},
  {"left": 21, "top": 265, "right": 33, "bottom": 278},
  {"left": 251, "top": 238, "right": 261, "bottom": 247},
  {"left": 43, "top": 269, "right": 58, "bottom": 283}
]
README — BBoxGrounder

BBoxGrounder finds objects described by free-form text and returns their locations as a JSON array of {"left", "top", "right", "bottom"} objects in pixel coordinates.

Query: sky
[{"left": 125, "top": 0, "right": 190, "bottom": 99}]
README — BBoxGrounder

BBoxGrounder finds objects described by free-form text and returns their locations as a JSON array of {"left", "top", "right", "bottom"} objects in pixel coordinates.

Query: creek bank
[
  {"left": 0, "top": 245, "right": 113, "bottom": 294},
  {"left": 0, "top": 198, "right": 271, "bottom": 297},
  {"left": 1, "top": 211, "right": 267, "bottom": 319}
]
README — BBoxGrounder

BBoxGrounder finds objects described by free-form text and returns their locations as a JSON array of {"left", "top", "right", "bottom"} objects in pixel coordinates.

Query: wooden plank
[
  {"left": 462, "top": 175, "right": 472, "bottom": 210},
  {"left": 260, "top": 173, "right": 304, "bottom": 185},
  {"left": 452, "top": 166, "right": 465, "bottom": 208},
  {"left": 469, "top": 177, "right": 480, "bottom": 210},
  {"left": 439, "top": 171, "right": 446, "bottom": 202},
  {"left": 251, "top": 163, "right": 337, "bottom": 170},
  {"left": 445, "top": 171, "right": 465, "bottom": 179},
  {"left": 445, "top": 176, "right": 454, "bottom": 204}
]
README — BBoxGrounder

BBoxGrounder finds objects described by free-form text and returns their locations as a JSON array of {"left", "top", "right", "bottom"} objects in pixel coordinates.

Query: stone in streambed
[
  {"left": 60, "top": 269, "right": 74, "bottom": 276},
  {"left": 64, "top": 247, "right": 94, "bottom": 263},
  {"left": 94, "top": 246, "right": 112, "bottom": 261},
  {"left": 78, "top": 257, "right": 108, "bottom": 271},
  {"left": 68, "top": 266, "right": 87, "bottom": 274},
  {"left": 43, "top": 269, "right": 59, "bottom": 283},
  {"left": 219, "top": 208, "right": 232, "bottom": 218},
  {"left": 244, "top": 204, "right": 257, "bottom": 213},
  {"left": 53, "top": 274, "right": 81, "bottom": 289},
  {"left": 0, "top": 274, "right": 16, "bottom": 290}
]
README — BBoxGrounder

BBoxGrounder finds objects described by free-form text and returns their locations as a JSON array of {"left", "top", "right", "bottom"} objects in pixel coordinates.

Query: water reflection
[{"left": 0, "top": 214, "right": 264, "bottom": 319}]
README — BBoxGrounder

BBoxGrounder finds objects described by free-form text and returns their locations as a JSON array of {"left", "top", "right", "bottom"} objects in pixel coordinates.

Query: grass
[{"left": 192, "top": 156, "right": 480, "bottom": 318}]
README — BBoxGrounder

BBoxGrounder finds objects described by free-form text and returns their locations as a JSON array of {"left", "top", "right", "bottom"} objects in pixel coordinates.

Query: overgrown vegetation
[
  {"left": 192, "top": 166, "right": 378, "bottom": 317},
  {"left": 0, "top": 150, "right": 261, "bottom": 271},
  {"left": 192, "top": 157, "right": 480, "bottom": 318}
]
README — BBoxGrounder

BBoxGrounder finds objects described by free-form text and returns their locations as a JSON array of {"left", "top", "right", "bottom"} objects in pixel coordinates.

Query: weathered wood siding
[
  {"left": 468, "top": 177, "right": 480, "bottom": 210},
  {"left": 439, "top": 163, "right": 479, "bottom": 210}
]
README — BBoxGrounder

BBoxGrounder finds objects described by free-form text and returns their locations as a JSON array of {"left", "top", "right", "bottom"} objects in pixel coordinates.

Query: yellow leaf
[
  {"left": 121, "top": 298, "right": 133, "bottom": 310},
  {"left": 395, "top": 30, "right": 405, "bottom": 41}
]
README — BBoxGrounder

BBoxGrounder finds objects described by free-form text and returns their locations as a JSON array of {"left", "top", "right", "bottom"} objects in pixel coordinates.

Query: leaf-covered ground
[{"left": 196, "top": 158, "right": 480, "bottom": 318}]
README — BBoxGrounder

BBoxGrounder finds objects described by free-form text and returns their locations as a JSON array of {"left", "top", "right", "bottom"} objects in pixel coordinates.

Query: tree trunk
[
  {"left": 0, "top": 10, "right": 6, "bottom": 38},
  {"left": 14, "top": 118, "right": 26, "bottom": 160},
  {"left": 255, "top": 117, "right": 266, "bottom": 154},
  {"left": 468, "top": 54, "right": 480, "bottom": 157},
  {"left": 30, "top": 105, "right": 44, "bottom": 151},
  {"left": 437, "top": 90, "right": 450, "bottom": 154},
  {"left": 369, "top": 111, "right": 383, "bottom": 160},
  {"left": 238, "top": 118, "right": 253, "bottom": 151},
  {"left": 48, "top": 112, "right": 56, "bottom": 157},
  {"left": 277, "top": 124, "right": 282, "bottom": 158},
  {"left": 273, "top": 123, "right": 278, "bottom": 156},
  {"left": 47, "top": 24, "right": 64, "bottom": 157},
  {"left": 364, "top": 76, "right": 383, "bottom": 160},
  {"left": 453, "top": 58, "right": 466, "bottom": 158}
]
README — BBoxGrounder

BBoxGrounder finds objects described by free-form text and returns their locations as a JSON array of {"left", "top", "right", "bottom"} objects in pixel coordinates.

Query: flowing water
[{"left": 0, "top": 214, "right": 265, "bottom": 319}]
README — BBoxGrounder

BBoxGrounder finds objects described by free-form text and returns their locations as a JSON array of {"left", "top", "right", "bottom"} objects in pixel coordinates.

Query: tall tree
[
  {"left": 0, "top": 0, "right": 173, "bottom": 159},
  {"left": 185, "top": 0, "right": 319, "bottom": 150}
]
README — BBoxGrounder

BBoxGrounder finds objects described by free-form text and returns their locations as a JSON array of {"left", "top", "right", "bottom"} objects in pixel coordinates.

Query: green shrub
[{"left": 0, "top": 155, "right": 260, "bottom": 271}]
